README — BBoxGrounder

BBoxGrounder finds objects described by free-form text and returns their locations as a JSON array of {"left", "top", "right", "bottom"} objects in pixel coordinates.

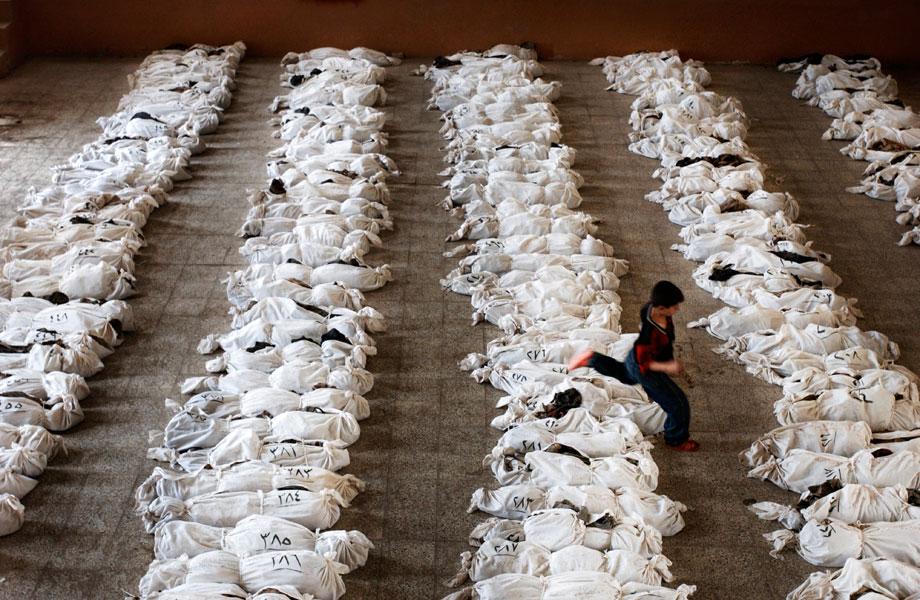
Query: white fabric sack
[
  {"left": 153, "top": 515, "right": 371, "bottom": 572},
  {"left": 786, "top": 557, "right": 920, "bottom": 600},
  {"left": 0, "top": 423, "right": 65, "bottom": 458},
  {"left": 453, "top": 541, "right": 671, "bottom": 587},
  {"left": 470, "top": 509, "right": 662, "bottom": 557},
  {"left": 238, "top": 550, "right": 347, "bottom": 600},
  {"left": 485, "top": 449, "right": 658, "bottom": 491},
  {"left": 142, "top": 488, "right": 344, "bottom": 532},
  {"left": 0, "top": 493, "right": 24, "bottom": 536},
  {"left": 469, "top": 484, "right": 686, "bottom": 536},
  {"left": 141, "top": 582, "right": 248, "bottom": 599},
  {"left": 0, "top": 468, "right": 38, "bottom": 498},
  {"left": 138, "top": 550, "right": 241, "bottom": 597},
  {"left": 740, "top": 421, "right": 872, "bottom": 468},
  {"left": 136, "top": 462, "right": 363, "bottom": 510},
  {"left": 308, "top": 263, "right": 391, "bottom": 291},
  {"left": 766, "top": 518, "right": 920, "bottom": 567},
  {"left": 747, "top": 448, "right": 920, "bottom": 493},
  {"left": 443, "top": 570, "right": 696, "bottom": 600}
]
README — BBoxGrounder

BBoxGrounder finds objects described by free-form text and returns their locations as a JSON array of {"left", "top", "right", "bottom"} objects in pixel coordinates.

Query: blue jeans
[{"left": 588, "top": 351, "right": 691, "bottom": 446}]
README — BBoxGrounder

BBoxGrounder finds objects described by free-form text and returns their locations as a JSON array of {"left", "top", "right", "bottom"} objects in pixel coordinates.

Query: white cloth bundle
[
  {"left": 750, "top": 483, "right": 920, "bottom": 530},
  {"left": 307, "top": 263, "right": 391, "bottom": 292},
  {"left": 239, "top": 387, "right": 369, "bottom": 420},
  {"left": 139, "top": 550, "right": 242, "bottom": 597},
  {"left": 455, "top": 233, "right": 617, "bottom": 260},
  {"left": 450, "top": 539, "right": 672, "bottom": 587},
  {"left": 446, "top": 210, "right": 596, "bottom": 241},
  {"left": 153, "top": 515, "right": 372, "bottom": 572},
  {"left": 226, "top": 274, "right": 366, "bottom": 313},
  {"left": 696, "top": 246, "right": 842, "bottom": 293},
  {"left": 774, "top": 385, "right": 920, "bottom": 432},
  {"left": 492, "top": 389, "right": 665, "bottom": 437},
  {"left": 468, "top": 484, "right": 686, "bottom": 536},
  {"left": 138, "top": 582, "right": 248, "bottom": 599},
  {"left": 0, "top": 492, "right": 24, "bottom": 536},
  {"left": 136, "top": 462, "right": 364, "bottom": 510},
  {"left": 0, "top": 444, "right": 47, "bottom": 477},
  {"left": 158, "top": 406, "right": 360, "bottom": 453},
  {"left": 740, "top": 421, "right": 872, "bottom": 468},
  {"left": 688, "top": 301, "right": 854, "bottom": 341},
  {"left": 239, "top": 550, "right": 347, "bottom": 600},
  {"left": 0, "top": 423, "right": 65, "bottom": 458},
  {"left": 842, "top": 126, "right": 920, "bottom": 161},
  {"left": 442, "top": 570, "right": 696, "bottom": 600},
  {"left": 485, "top": 449, "right": 659, "bottom": 491},
  {"left": 747, "top": 448, "right": 920, "bottom": 493},
  {"left": 782, "top": 357, "right": 910, "bottom": 398},
  {"left": 141, "top": 488, "right": 345, "bottom": 532},
  {"left": 469, "top": 509, "right": 663, "bottom": 557},
  {"left": 0, "top": 394, "right": 85, "bottom": 432},
  {"left": 492, "top": 415, "right": 643, "bottom": 458},
  {"left": 0, "top": 467, "right": 37, "bottom": 498},
  {"left": 786, "top": 557, "right": 920, "bottom": 600},
  {"left": 766, "top": 518, "right": 920, "bottom": 567},
  {"left": 467, "top": 327, "right": 629, "bottom": 371}
]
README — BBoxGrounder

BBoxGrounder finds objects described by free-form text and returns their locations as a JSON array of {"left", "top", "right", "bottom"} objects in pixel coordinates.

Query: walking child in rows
[{"left": 569, "top": 280, "right": 699, "bottom": 451}]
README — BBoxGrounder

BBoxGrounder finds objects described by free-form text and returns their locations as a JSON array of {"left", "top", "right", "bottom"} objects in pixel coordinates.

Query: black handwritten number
[
  {"left": 511, "top": 372, "right": 529, "bottom": 383},
  {"left": 260, "top": 531, "right": 293, "bottom": 549},
  {"left": 269, "top": 445, "right": 296, "bottom": 459},
  {"left": 525, "top": 348, "right": 546, "bottom": 361},
  {"left": 288, "top": 467, "right": 313, "bottom": 479},
  {"left": 3, "top": 402, "right": 22, "bottom": 410},
  {"left": 270, "top": 553, "right": 303, "bottom": 572},
  {"left": 511, "top": 495, "right": 532, "bottom": 511},
  {"left": 278, "top": 490, "right": 301, "bottom": 505},
  {"left": 494, "top": 541, "right": 519, "bottom": 555}
]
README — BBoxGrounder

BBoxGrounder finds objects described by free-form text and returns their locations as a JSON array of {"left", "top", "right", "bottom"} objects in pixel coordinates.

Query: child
[{"left": 569, "top": 280, "right": 699, "bottom": 452}]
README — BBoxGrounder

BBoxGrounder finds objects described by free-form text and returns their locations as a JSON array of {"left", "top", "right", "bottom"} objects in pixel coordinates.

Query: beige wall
[{"left": 16, "top": 0, "right": 920, "bottom": 64}]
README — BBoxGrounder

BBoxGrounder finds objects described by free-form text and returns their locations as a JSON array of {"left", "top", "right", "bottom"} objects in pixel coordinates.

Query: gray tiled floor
[{"left": 0, "top": 57, "right": 916, "bottom": 600}]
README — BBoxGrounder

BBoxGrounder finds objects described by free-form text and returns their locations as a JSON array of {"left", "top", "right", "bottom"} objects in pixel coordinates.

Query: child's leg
[
  {"left": 639, "top": 373, "right": 690, "bottom": 445},
  {"left": 587, "top": 352, "right": 636, "bottom": 385}
]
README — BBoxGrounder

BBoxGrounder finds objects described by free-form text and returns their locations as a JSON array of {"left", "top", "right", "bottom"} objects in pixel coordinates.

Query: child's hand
[{"left": 664, "top": 360, "right": 683, "bottom": 375}]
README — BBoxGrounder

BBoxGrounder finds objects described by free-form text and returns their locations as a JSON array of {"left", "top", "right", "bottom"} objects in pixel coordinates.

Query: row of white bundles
[
  {"left": 780, "top": 54, "right": 920, "bottom": 246},
  {"left": 595, "top": 50, "right": 920, "bottom": 596},
  {"left": 132, "top": 47, "right": 400, "bottom": 600},
  {"left": 0, "top": 42, "right": 246, "bottom": 538},
  {"left": 420, "top": 45, "right": 693, "bottom": 600}
]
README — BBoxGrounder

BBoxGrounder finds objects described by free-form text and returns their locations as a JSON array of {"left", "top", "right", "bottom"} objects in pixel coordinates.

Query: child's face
[{"left": 660, "top": 303, "right": 681, "bottom": 317}]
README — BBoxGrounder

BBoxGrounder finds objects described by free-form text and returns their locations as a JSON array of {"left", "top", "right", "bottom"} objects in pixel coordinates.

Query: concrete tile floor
[{"left": 0, "top": 57, "right": 915, "bottom": 600}]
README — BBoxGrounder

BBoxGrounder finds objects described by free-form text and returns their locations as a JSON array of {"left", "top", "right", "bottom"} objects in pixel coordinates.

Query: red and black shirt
[{"left": 633, "top": 302, "right": 675, "bottom": 375}]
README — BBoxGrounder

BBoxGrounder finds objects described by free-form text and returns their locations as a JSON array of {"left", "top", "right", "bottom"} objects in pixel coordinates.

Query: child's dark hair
[{"left": 650, "top": 280, "right": 684, "bottom": 307}]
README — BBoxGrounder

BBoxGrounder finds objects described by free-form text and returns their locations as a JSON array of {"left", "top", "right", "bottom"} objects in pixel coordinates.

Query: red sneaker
[
  {"left": 667, "top": 439, "right": 700, "bottom": 452},
  {"left": 567, "top": 350, "right": 594, "bottom": 371}
]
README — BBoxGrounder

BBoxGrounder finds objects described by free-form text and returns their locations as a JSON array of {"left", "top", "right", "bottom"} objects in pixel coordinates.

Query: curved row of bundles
[
  {"left": 417, "top": 44, "right": 695, "bottom": 600},
  {"left": 132, "top": 47, "right": 401, "bottom": 600},
  {"left": 0, "top": 42, "right": 247, "bottom": 537},
  {"left": 780, "top": 54, "right": 920, "bottom": 246},
  {"left": 595, "top": 49, "right": 920, "bottom": 598}
]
